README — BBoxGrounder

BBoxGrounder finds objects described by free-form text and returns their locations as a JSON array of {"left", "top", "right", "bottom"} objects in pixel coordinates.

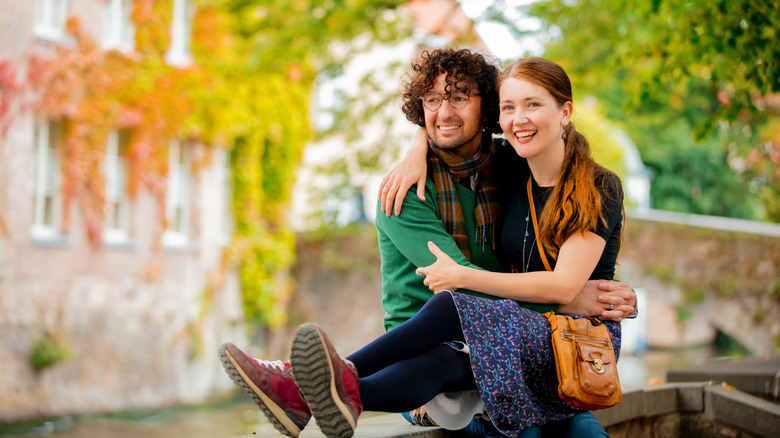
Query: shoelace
[
  {"left": 254, "top": 359, "right": 289, "bottom": 373},
  {"left": 410, "top": 407, "right": 437, "bottom": 426}
]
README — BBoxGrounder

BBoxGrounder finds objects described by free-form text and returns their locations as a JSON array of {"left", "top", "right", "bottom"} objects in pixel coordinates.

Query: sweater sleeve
[
  {"left": 376, "top": 180, "right": 556, "bottom": 331},
  {"left": 375, "top": 181, "right": 477, "bottom": 270}
]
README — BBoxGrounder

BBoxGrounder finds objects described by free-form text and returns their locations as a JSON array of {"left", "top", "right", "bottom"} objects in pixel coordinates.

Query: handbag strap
[
  {"left": 529, "top": 179, "right": 606, "bottom": 326},
  {"left": 527, "top": 176, "right": 552, "bottom": 272}
]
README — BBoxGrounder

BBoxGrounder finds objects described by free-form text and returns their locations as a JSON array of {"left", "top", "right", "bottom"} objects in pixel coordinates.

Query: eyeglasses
[{"left": 421, "top": 90, "right": 480, "bottom": 111}]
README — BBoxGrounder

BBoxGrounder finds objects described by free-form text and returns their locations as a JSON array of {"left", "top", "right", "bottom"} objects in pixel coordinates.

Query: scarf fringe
[{"left": 476, "top": 223, "right": 496, "bottom": 252}]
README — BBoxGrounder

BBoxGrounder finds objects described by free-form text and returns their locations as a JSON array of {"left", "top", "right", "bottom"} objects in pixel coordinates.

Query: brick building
[{"left": 0, "top": 0, "right": 245, "bottom": 422}]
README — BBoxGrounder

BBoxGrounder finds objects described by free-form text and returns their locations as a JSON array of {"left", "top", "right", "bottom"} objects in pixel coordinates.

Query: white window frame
[
  {"left": 34, "top": 0, "right": 68, "bottom": 41},
  {"left": 31, "top": 120, "right": 64, "bottom": 240},
  {"left": 165, "top": 0, "right": 194, "bottom": 66},
  {"left": 162, "top": 139, "right": 191, "bottom": 248},
  {"left": 103, "top": 129, "right": 131, "bottom": 244},
  {"left": 102, "top": 0, "right": 135, "bottom": 52},
  {"left": 219, "top": 149, "right": 232, "bottom": 245}
]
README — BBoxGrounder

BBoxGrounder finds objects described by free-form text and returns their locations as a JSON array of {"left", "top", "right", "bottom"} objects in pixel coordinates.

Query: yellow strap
[{"left": 527, "top": 177, "right": 552, "bottom": 272}]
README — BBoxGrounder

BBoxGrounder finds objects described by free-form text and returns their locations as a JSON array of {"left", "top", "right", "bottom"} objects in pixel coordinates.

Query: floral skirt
[{"left": 448, "top": 291, "right": 622, "bottom": 437}]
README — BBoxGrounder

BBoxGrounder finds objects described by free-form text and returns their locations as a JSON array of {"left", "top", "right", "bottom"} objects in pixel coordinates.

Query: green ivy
[
  {"left": 212, "top": 75, "right": 310, "bottom": 326},
  {"left": 29, "top": 333, "right": 72, "bottom": 370}
]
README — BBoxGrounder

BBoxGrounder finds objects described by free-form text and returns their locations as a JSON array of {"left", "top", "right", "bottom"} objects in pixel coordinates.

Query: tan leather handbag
[{"left": 545, "top": 313, "right": 622, "bottom": 410}]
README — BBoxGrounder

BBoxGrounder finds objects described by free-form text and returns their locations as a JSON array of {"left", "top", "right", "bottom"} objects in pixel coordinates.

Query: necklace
[
  {"left": 521, "top": 206, "right": 536, "bottom": 273},
  {"left": 526, "top": 176, "right": 553, "bottom": 272}
]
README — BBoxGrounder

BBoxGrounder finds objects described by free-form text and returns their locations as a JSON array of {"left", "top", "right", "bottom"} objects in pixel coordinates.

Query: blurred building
[
  {"left": 291, "top": 0, "right": 491, "bottom": 230},
  {"left": 0, "top": 0, "right": 245, "bottom": 422}
]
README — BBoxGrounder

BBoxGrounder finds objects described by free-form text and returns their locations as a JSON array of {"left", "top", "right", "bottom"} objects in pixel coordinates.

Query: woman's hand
[
  {"left": 378, "top": 128, "right": 429, "bottom": 216},
  {"left": 378, "top": 156, "right": 427, "bottom": 216},
  {"left": 559, "top": 280, "right": 637, "bottom": 321},
  {"left": 416, "top": 241, "right": 463, "bottom": 293}
]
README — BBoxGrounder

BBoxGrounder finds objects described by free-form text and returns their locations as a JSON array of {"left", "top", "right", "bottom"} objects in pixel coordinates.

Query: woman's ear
[{"left": 561, "top": 101, "right": 573, "bottom": 126}]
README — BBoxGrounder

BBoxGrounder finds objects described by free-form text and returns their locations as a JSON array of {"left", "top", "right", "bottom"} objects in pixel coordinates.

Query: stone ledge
[
  {"left": 594, "top": 383, "right": 707, "bottom": 427},
  {"left": 235, "top": 384, "right": 780, "bottom": 437},
  {"left": 667, "top": 355, "right": 780, "bottom": 398},
  {"left": 595, "top": 382, "right": 779, "bottom": 438},
  {"left": 705, "top": 384, "right": 780, "bottom": 437},
  {"left": 234, "top": 413, "right": 447, "bottom": 438},
  {"left": 234, "top": 354, "right": 780, "bottom": 438}
]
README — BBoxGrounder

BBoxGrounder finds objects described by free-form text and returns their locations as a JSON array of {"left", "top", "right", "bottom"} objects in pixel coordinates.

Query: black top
[{"left": 491, "top": 139, "right": 623, "bottom": 280}]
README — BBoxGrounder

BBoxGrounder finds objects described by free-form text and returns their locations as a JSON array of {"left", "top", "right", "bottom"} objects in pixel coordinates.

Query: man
[{"left": 375, "top": 47, "right": 636, "bottom": 436}]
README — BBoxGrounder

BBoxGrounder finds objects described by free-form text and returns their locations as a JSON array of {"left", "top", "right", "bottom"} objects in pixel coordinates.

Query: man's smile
[{"left": 438, "top": 124, "right": 462, "bottom": 132}]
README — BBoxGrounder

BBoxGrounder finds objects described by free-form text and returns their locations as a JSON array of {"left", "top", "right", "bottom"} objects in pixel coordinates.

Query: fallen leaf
[{"left": 646, "top": 378, "right": 663, "bottom": 387}]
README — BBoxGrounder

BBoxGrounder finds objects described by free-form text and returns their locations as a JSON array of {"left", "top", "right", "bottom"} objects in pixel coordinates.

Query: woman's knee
[
  {"left": 423, "top": 290, "right": 455, "bottom": 311},
  {"left": 418, "top": 292, "right": 458, "bottom": 323}
]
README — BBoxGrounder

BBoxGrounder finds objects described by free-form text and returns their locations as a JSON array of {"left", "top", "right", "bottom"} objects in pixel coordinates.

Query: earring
[{"left": 561, "top": 129, "right": 567, "bottom": 140}]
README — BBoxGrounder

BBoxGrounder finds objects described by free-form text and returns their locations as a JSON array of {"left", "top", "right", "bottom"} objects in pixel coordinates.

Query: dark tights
[{"left": 345, "top": 292, "right": 476, "bottom": 412}]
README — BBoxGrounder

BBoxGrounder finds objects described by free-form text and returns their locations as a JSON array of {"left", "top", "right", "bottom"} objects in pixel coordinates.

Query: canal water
[{"left": 1, "top": 346, "right": 725, "bottom": 437}]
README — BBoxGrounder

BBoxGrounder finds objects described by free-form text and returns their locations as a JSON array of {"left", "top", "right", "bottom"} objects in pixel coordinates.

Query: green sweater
[{"left": 376, "top": 178, "right": 557, "bottom": 332}]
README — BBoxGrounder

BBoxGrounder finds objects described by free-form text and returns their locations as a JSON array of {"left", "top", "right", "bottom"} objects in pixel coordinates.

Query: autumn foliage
[{"left": 0, "top": 0, "right": 314, "bottom": 325}]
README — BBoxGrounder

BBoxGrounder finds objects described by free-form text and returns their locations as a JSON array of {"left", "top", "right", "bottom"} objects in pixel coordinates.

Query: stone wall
[
  {"left": 261, "top": 224, "right": 387, "bottom": 360},
  {"left": 615, "top": 210, "right": 780, "bottom": 354}
]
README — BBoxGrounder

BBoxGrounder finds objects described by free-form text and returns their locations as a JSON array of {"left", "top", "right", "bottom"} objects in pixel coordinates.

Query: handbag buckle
[{"left": 590, "top": 358, "right": 605, "bottom": 374}]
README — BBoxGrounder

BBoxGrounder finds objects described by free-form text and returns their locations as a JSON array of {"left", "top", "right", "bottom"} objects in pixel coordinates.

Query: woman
[{"left": 220, "top": 57, "right": 623, "bottom": 438}]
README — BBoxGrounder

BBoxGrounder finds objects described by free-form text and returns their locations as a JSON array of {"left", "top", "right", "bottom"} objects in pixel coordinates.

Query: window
[
  {"left": 103, "top": 130, "right": 131, "bottom": 244},
  {"left": 32, "top": 120, "right": 63, "bottom": 240},
  {"left": 34, "top": 0, "right": 68, "bottom": 40},
  {"left": 102, "top": 0, "right": 135, "bottom": 52},
  {"left": 165, "top": 0, "right": 194, "bottom": 66},
  {"left": 219, "top": 149, "right": 232, "bottom": 244},
  {"left": 162, "top": 139, "right": 191, "bottom": 247}
]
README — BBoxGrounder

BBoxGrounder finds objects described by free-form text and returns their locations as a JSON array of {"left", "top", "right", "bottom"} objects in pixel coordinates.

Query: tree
[{"left": 481, "top": 0, "right": 779, "bottom": 220}]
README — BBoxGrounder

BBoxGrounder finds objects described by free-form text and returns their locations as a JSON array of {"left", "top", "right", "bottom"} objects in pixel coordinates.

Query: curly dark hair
[{"left": 401, "top": 48, "right": 501, "bottom": 135}]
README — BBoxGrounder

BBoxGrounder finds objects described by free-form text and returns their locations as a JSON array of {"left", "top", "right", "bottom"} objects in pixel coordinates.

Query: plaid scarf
[{"left": 428, "top": 134, "right": 500, "bottom": 261}]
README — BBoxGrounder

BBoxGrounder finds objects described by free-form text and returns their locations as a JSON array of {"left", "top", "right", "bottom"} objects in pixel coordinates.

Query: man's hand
[{"left": 559, "top": 280, "right": 637, "bottom": 322}]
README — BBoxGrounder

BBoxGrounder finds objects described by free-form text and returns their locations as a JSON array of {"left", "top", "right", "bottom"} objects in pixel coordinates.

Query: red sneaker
[
  {"left": 290, "top": 323, "right": 362, "bottom": 438},
  {"left": 219, "top": 343, "right": 311, "bottom": 437}
]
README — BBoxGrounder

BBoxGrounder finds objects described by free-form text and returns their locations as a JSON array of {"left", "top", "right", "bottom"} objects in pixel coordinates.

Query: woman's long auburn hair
[{"left": 497, "top": 57, "right": 623, "bottom": 258}]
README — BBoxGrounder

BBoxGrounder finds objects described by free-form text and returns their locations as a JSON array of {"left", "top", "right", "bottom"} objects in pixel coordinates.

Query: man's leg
[
  {"left": 458, "top": 416, "right": 506, "bottom": 437},
  {"left": 541, "top": 411, "right": 608, "bottom": 438},
  {"left": 458, "top": 416, "right": 545, "bottom": 438}
]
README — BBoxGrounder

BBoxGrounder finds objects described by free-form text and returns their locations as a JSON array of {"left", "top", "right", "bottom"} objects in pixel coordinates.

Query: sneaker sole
[
  {"left": 290, "top": 323, "right": 356, "bottom": 438},
  {"left": 218, "top": 344, "right": 303, "bottom": 438}
]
